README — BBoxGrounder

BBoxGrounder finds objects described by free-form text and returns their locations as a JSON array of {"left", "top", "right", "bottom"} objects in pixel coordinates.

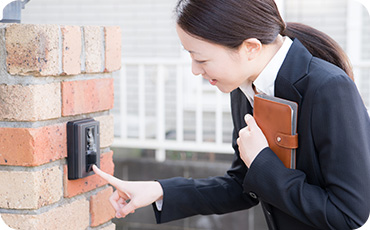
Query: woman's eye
[{"left": 195, "top": 60, "right": 206, "bottom": 64}]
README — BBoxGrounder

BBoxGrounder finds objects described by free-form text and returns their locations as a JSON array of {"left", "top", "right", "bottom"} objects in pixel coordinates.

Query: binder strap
[{"left": 275, "top": 133, "right": 298, "bottom": 149}]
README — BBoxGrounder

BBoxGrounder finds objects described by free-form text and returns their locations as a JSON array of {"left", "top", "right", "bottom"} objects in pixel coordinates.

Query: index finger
[{"left": 93, "top": 165, "right": 122, "bottom": 187}]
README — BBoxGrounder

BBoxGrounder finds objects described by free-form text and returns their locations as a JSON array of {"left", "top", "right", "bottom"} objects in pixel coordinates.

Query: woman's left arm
[{"left": 240, "top": 75, "right": 370, "bottom": 229}]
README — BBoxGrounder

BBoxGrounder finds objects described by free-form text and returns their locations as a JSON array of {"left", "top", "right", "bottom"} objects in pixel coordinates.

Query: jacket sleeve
[
  {"left": 243, "top": 75, "right": 370, "bottom": 229},
  {"left": 153, "top": 91, "right": 259, "bottom": 224},
  {"left": 153, "top": 128, "right": 259, "bottom": 224}
]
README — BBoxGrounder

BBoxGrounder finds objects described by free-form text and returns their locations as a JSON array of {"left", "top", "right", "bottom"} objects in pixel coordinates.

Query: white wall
[{"left": 22, "top": 0, "right": 180, "bottom": 58}]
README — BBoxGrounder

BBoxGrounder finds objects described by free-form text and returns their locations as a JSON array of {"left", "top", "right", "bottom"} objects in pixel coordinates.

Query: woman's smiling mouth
[{"left": 209, "top": 79, "right": 217, "bottom": 85}]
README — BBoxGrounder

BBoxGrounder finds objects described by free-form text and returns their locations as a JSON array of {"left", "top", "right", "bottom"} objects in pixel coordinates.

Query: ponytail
[{"left": 282, "top": 22, "right": 354, "bottom": 81}]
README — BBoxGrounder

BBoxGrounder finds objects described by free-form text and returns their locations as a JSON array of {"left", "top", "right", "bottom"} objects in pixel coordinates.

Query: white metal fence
[
  {"left": 112, "top": 58, "right": 234, "bottom": 161},
  {"left": 112, "top": 58, "right": 370, "bottom": 162}
]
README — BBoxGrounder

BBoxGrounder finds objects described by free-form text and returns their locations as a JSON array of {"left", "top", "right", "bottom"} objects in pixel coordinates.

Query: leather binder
[{"left": 253, "top": 94, "right": 298, "bottom": 169}]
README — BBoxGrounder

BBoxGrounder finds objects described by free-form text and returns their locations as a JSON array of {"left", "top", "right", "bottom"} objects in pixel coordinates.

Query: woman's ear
[{"left": 241, "top": 38, "right": 262, "bottom": 61}]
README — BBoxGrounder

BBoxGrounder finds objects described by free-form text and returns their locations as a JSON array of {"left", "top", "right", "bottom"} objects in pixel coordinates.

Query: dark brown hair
[
  {"left": 282, "top": 22, "right": 353, "bottom": 80},
  {"left": 175, "top": 0, "right": 354, "bottom": 80}
]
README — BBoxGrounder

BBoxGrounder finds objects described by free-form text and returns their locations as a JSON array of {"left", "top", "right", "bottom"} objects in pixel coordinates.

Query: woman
[{"left": 93, "top": 0, "right": 370, "bottom": 229}]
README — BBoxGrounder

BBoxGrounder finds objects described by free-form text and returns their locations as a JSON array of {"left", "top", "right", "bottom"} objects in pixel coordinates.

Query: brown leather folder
[{"left": 253, "top": 94, "right": 298, "bottom": 169}]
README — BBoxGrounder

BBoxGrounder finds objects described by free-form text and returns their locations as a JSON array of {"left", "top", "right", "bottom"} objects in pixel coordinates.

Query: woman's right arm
[{"left": 92, "top": 165, "right": 164, "bottom": 218}]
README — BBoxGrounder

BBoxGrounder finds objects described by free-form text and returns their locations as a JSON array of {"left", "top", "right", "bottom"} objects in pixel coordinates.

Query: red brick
[
  {"left": 61, "top": 26, "right": 82, "bottom": 75},
  {"left": 63, "top": 151, "right": 115, "bottom": 198},
  {"left": 0, "top": 124, "right": 67, "bottom": 166},
  {"left": 104, "top": 26, "right": 121, "bottom": 72},
  {"left": 90, "top": 187, "right": 115, "bottom": 227},
  {"left": 61, "top": 78, "right": 114, "bottom": 116}
]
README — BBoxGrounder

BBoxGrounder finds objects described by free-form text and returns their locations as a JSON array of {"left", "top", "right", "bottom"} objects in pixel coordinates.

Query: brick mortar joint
[
  {"left": 0, "top": 111, "right": 111, "bottom": 128},
  {"left": 0, "top": 148, "right": 111, "bottom": 172},
  {"left": 80, "top": 26, "right": 86, "bottom": 72},
  {"left": 0, "top": 159, "right": 65, "bottom": 172},
  {"left": 101, "top": 26, "right": 105, "bottom": 73},
  {"left": 0, "top": 71, "right": 115, "bottom": 86},
  {"left": 58, "top": 25, "right": 63, "bottom": 75}
]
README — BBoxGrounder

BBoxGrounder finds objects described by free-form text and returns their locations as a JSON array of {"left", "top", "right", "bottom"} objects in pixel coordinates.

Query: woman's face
[{"left": 176, "top": 25, "right": 256, "bottom": 93}]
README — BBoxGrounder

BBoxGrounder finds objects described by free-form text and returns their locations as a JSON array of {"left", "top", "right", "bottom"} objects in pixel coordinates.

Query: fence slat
[
  {"left": 196, "top": 77, "right": 203, "bottom": 143},
  {"left": 119, "top": 65, "right": 127, "bottom": 139},
  {"left": 138, "top": 64, "right": 146, "bottom": 140},
  {"left": 215, "top": 90, "right": 223, "bottom": 144},
  {"left": 156, "top": 65, "right": 166, "bottom": 161},
  {"left": 176, "top": 64, "right": 184, "bottom": 142}
]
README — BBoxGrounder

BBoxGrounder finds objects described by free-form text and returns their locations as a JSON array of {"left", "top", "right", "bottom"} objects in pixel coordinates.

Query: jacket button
[{"left": 249, "top": 192, "right": 258, "bottom": 199}]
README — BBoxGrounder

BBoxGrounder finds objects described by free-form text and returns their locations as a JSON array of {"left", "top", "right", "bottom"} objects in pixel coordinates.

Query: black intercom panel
[{"left": 67, "top": 118, "right": 100, "bottom": 180}]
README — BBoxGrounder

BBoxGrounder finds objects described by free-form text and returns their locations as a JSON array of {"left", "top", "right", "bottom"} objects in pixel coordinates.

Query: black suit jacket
[{"left": 153, "top": 39, "right": 370, "bottom": 229}]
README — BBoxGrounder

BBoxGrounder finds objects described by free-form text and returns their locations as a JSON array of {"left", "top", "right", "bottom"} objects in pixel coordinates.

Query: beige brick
[
  {"left": 0, "top": 83, "right": 61, "bottom": 121},
  {"left": 84, "top": 26, "right": 103, "bottom": 73},
  {"left": 95, "top": 115, "right": 114, "bottom": 148},
  {"left": 2, "top": 198, "right": 89, "bottom": 230},
  {"left": 61, "top": 26, "right": 81, "bottom": 75},
  {"left": 104, "top": 26, "right": 121, "bottom": 72},
  {"left": 6, "top": 24, "right": 59, "bottom": 76},
  {"left": 0, "top": 166, "right": 62, "bottom": 209}
]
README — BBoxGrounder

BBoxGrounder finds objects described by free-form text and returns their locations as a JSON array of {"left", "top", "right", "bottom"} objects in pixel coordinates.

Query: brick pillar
[{"left": 0, "top": 23, "right": 121, "bottom": 230}]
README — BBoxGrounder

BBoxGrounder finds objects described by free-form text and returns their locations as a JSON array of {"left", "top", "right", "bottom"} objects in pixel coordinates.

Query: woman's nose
[{"left": 191, "top": 61, "right": 204, "bottom": 76}]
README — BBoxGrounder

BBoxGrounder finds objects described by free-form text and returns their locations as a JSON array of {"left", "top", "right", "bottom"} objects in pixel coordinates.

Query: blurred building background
[{"left": 19, "top": 1, "right": 370, "bottom": 230}]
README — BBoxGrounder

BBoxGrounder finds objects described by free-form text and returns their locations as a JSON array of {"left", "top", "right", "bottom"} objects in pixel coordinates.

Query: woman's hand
[
  {"left": 92, "top": 165, "right": 163, "bottom": 218},
  {"left": 237, "top": 114, "right": 269, "bottom": 167}
]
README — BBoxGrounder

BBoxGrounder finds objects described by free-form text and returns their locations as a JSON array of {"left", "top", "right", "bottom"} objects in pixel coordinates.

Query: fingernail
[{"left": 116, "top": 212, "right": 122, "bottom": 218}]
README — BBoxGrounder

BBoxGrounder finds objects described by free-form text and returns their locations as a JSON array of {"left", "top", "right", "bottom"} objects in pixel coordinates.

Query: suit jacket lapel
[{"left": 274, "top": 39, "right": 313, "bottom": 108}]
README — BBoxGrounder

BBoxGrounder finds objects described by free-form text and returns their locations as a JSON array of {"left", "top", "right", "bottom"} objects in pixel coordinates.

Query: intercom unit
[{"left": 67, "top": 118, "right": 100, "bottom": 180}]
